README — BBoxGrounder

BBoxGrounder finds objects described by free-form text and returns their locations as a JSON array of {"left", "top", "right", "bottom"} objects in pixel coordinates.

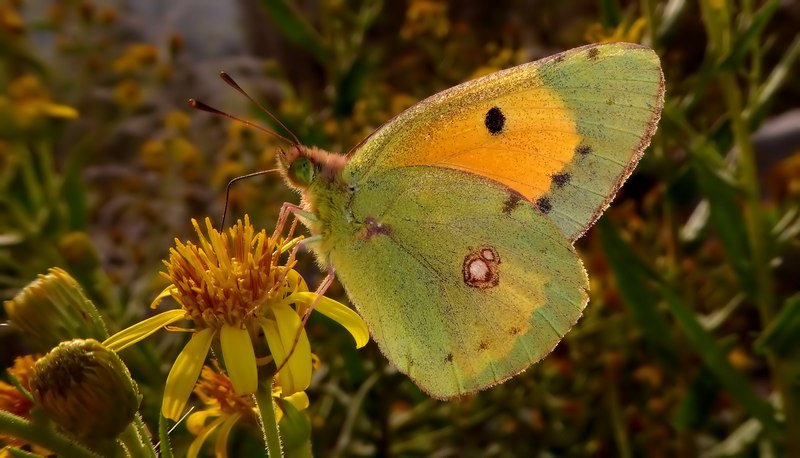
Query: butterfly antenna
[
  {"left": 188, "top": 98, "right": 295, "bottom": 146},
  {"left": 220, "top": 169, "right": 280, "bottom": 230},
  {"left": 219, "top": 71, "right": 302, "bottom": 146}
]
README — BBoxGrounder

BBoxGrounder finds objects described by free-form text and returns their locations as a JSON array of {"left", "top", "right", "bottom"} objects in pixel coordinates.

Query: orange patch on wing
[{"left": 403, "top": 84, "right": 581, "bottom": 202}]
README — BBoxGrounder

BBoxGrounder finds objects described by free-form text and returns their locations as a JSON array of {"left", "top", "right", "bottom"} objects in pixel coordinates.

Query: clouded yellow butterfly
[{"left": 277, "top": 42, "right": 664, "bottom": 398}]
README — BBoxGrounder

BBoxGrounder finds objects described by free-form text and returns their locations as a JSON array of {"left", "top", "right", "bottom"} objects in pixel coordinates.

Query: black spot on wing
[
  {"left": 484, "top": 107, "right": 505, "bottom": 135},
  {"left": 502, "top": 191, "right": 523, "bottom": 214},
  {"left": 444, "top": 353, "right": 454, "bottom": 363},
  {"left": 587, "top": 47, "right": 600, "bottom": 60},
  {"left": 551, "top": 172, "right": 571, "bottom": 188},
  {"left": 576, "top": 144, "right": 593, "bottom": 156},
  {"left": 536, "top": 196, "right": 553, "bottom": 214}
]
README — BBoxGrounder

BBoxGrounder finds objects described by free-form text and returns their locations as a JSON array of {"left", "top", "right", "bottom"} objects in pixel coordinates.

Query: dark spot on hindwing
[
  {"left": 484, "top": 106, "right": 505, "bottom": 135},
  {"left": 463, "top": 246, "right": 501, "bottom": 289},
  {"left": 510, "top": 326, "right": 522, "bottom": 336},
  {"left": 551, "top": 172, "right": 571, "bottom": 188},
  {"left": 478, "top": 341, "right": 489, "bottom": 351},
  {"left": 587, "top": 47, "right": 600, "bottom": 60},
  {"left": 502, "top": 191, "right": 523, "bottom": 214},
  {"left": 361, "top": 216, "right": 392, "bottom": 240},
  {"left": 445, "top": 353, "right": 454, "bottom": 363},
  {"left": 536, "top": 197, "right": 553, "bottom": 214},
  {"left": 576, "top": 144, "right": 592, "bottom": 156}
]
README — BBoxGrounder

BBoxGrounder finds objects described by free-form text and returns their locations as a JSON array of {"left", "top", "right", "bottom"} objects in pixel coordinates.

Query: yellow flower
[
  {"left": 401, "top": 0, "right": 450, "bottom": 39},
  {"left": 585, "top": 17, "right": 647, "bottom": 44},
  {"left": 0, "top": 355, "right": 37, "bottom": 418},
  {"left": 0, "top": 75, "right": 78, "bottom": 130},
  {"left": 28, "top": 339, "right": 140, "bottom": 441},
  {"left": 103, "top": 216, "right": 368, "bottom": 420},
  {"left": 0, "top": 355, "right": 51, "bottom": 455},
  {"left": 185, "top": 363, "right": 309, "bottom": 458},
  {"left": 112, "top": 43, "right": 159, "bottom": 75}
]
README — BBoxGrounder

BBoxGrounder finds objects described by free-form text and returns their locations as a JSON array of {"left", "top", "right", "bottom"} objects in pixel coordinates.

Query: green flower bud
[
  {"left": 4, "top": 267, "right": 107, "bottom": 351},
  {"left": 29, "top": 339, "right": 141, "bottom": 441},
  {"left": 58, "top": 232, "right": 102, "bottom": 272}
]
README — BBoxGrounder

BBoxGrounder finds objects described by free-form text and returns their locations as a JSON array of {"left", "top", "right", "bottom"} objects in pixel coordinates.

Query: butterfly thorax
[{"left": 278, "top": 145, "right": 354, "bottom": 264}]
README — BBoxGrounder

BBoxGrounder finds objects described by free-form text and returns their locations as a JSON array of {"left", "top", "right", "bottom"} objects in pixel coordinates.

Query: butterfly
[{"left": 275, "top": 42, "right": 664, "bottom": 398}]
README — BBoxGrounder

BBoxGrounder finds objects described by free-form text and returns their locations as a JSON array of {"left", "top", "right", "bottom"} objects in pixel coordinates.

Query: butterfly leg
[
  {"left": 272, "top": 262, "right": 336, "bottom": 375},
  {"left": 271, "top": 202, "right": 318, "bottom": 241}
]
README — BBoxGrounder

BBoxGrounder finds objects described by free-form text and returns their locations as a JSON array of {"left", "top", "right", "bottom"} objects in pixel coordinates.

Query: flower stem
[
  {"left": 118, "top": 415, "right": 157, "bottom": 458},
  {"left": 255, "top": 380, "right": 283, "bottom": 458},
  {"left": 0, "top": 410, "right": 99, "bottom": 458}
]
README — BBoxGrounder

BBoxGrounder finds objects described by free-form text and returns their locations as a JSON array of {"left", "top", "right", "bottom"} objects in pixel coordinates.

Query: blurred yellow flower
[
  {"left": 103, "top": 216, "right": 368, "bottom": 421},
  {"left": 0, "top": 75, "right": 78, "bottom": 129},
  {"left": 112, "top": 43, "right": 159, "bottom": 75},
  {"left": 585, "top": 17, "right": 647, "bottom": 44},
  {"left": 401, "top": 0, "right": 450, "bottom": 39},
  {"left": 0, "top": 355, "right": 51, "bottom": 455},
  {"left": 186, "top": 363, "right": 309, "bottom": 458}
]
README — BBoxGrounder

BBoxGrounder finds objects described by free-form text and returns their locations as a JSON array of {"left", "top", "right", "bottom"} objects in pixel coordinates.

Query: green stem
[
  {"left": 118, "top": 415, "right": 157, "bottom": 458},
  {"left": 0, "top": 410, "right": 99, "bottom": 458},
  {"left": 255, "top": 380, "right": 283, "bottom": 458},
  {"left": 719, "top": 73, "right": 800, "bottom": 454}
]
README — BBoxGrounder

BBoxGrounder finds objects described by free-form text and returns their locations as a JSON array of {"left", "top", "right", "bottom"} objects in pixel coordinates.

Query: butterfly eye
[{"left": 289, "top": 156, "right": 315, "bottom": 185}]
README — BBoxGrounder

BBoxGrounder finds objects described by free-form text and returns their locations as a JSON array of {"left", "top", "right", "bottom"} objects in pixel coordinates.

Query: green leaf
[
  {"left": 688, "top": 147, "right": 758, "bottom": 299},
  {"left": 260, "top": 0, "right": 329, "bottom": 64},
  {"left": 720, "top": 0, "right": 780, "bottom": 70},
  {"left": 598, "top": 218, "right": 678, "bottom": 369},
  {"left": 673, "top": 366, "right": 720, "bottom": 431},
  {"left": 755, "top": 294, "right": 800, "bottom": 356},
  {"left": 278, "top": 398, "right": 312, "bottom": 455},
  {"left": 660, "top": 286, "right": 781, "bottom": 434},
  {"left": 333, "top": 56, "right": 368, "bottom": 118}
]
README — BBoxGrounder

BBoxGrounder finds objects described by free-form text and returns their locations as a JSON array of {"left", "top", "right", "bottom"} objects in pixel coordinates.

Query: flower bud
[
  {"left": 58, "top": 232, "right": 102, "bottom": 272},
  {"left": 4, "top": 267, "right": 107, "bottom": 351},
  {"left": 29, "top": 339, "right": 140, "bottom": 441}
]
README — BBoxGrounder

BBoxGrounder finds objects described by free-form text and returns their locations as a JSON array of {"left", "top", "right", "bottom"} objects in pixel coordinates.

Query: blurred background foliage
[{"left": 2, "top": 0, "right": 800, "bottom": 456}]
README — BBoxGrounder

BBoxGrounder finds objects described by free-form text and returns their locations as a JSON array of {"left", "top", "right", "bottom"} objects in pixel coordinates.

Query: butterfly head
[{"left": 278, "top": 144, "right": 347, "bottom": 191}]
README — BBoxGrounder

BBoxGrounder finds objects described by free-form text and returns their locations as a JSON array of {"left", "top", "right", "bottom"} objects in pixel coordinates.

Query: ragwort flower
[
  {"left": 103, "top": 216, "right": 368, "bottom": 420},
  {"left": 185, "top": 363, "right": 309, "bottom": 458}
]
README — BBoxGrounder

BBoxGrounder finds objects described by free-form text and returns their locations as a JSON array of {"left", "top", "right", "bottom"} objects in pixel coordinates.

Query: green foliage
[{"left": 1, "top": 0, "right": 799, "bottom": 456}]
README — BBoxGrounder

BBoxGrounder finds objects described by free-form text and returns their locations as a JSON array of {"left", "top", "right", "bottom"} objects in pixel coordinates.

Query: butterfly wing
[
  {"left": 344, "top": 42, "right": 664, "bottom": 241},
  {"left": 327, "top": 166, "right": 588, "bottom": 398}
]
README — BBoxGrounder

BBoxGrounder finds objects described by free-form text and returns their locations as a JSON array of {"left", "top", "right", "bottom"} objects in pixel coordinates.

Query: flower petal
[
  {"left": 186, "top": 408, "right": 222, "bottom": 435},
  {"left": 220, "top": 324, "right": 258, "bottom": 395},
  {"left": 187, "top": 415, "right": 225, "bottom": 458},
  {"left": 289, "top": 292, "right": 369, "bottom": 348},
  {"left": 284, "top": 391, "right": 309, "bottom": 411},
  {"left": 150, "top": 285, "right": 177, "bottom": 309},
  {"left": 163, "top": 328, "right": 215, "bottom": 421},
  {"left": 259, "top": 304, "right": 311, "bottom": 395},
  {"left": 214, "top": 412, "right": 242, "bottom": 457},
  {"left": 103, "top": 309, "right": 186, "bottom": 351}
]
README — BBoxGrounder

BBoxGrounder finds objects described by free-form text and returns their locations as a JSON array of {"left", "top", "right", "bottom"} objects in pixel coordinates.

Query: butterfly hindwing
[
  {"left": 344, "top": 42, "right": 664, "bottom": 241},
  {"left": 327, "top": 166, "right": 589, "bottom": 398}
]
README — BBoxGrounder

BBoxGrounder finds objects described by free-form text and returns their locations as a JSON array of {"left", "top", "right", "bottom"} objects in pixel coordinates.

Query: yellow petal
[
  {"left": 186, "top": 409, "right": 222, "bottom": 435},
  {"left": 187, "top": 415, "right": 225, "bottom": 458},
  {"left": 288, "top": 292, "right": 369, "bottom": 348},
  {"left": 150, "top": 285, "right": 177, "bottom": 309},
  {"left": 44, "top": 103, "right": 79, "bottom": 119},
  {"left": 259, "top": 304, "right": 311, "bottom": 395},
  {"left": 215, "top": 412, "right": 241, "bottom": 457},
  {"left": 103, "top": 309, "right": 186, "bottom": 351},
  {"left": 163, "top": 328, "right": 215, "bottom": 421},
  {"left": 284, "top": 391, "right": 309, "bottom": 411},
  {"left": 220, "top": 324, "right": 258, "bottom": 395}
]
